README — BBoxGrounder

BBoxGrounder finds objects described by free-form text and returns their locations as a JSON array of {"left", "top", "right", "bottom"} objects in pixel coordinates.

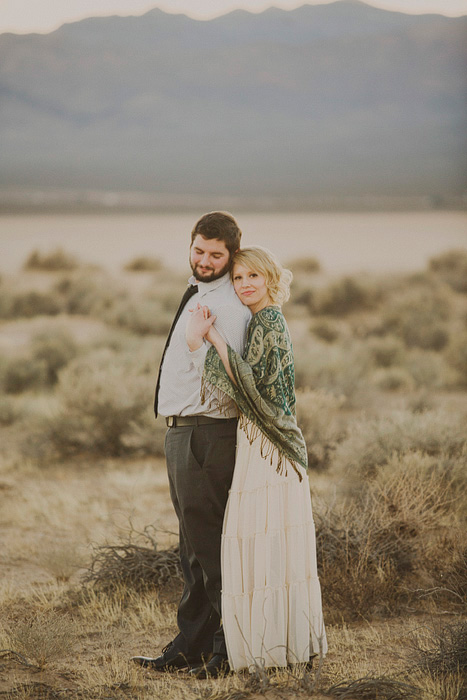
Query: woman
[{"left": 188, "top": 246, "right": 327, "bottom": 672}]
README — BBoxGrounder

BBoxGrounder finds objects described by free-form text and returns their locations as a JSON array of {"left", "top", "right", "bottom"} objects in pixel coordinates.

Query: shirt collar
[{"left": 188, "top": 273, "right": 231, "bottom": 297}]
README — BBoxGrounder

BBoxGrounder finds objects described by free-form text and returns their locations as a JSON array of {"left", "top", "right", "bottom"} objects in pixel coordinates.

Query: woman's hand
[{"left": 186, "top": 304, "right": 216, "bottom": 351}]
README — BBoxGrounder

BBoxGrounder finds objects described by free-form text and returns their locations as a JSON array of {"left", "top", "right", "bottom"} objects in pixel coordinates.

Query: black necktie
[{"left": 154, "top": 284, "right": 198, "bottom": 417}]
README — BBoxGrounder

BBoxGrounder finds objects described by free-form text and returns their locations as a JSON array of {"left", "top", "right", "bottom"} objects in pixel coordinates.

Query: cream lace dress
[{"left": 221, "top": 424, "right": 327, "bottom": 672}]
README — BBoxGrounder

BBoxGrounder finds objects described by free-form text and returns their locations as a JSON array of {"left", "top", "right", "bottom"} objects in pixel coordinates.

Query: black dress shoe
[
  {"left": 189, "top": 653, "right": 230, "bottom": 679},
  {"left": 131, "top": 642, "right": 195, "bottom": 671}
]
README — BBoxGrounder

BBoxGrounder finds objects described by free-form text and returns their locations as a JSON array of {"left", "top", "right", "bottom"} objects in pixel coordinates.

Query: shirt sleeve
[
  {"left": 189, "top": 340, "right": 209, "bottom": 374},
  {"left": 212, "top": 303, "right": 250, "bottom": 355}
]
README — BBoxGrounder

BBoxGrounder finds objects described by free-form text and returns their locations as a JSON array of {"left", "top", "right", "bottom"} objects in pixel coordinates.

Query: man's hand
[{"left": 186, "top": 304, "right": 216, "bottom": 351}]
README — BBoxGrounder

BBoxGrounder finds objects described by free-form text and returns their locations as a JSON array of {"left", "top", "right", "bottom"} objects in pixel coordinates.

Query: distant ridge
[{"left": 0, "top": 1, "right": 466, "bottom": 207}]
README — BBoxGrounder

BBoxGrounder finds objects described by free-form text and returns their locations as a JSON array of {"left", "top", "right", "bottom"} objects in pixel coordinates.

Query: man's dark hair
[{"left": 190, "top": 211, "right": 242, "bottom": 257}]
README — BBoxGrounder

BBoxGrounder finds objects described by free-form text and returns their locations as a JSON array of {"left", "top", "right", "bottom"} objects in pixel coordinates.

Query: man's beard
[{"left": 190, "top": 259, "right": 231, "bottom": 283}]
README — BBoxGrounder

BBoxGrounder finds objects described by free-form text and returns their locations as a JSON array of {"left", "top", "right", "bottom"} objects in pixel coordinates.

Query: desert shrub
[
  {"left": 26, "top": 347, "right": 165, "bottom": 459},
  {"left": 8, "top": 291, "right": 62, "bottom": 318},
  {"left": 23, "top": 247, "right": 80, "bottom": 271},
  {"left": 404, "top": 349, "right": 452, "bottom": 389},
  {"left": 3, "top": 355, "right": 48, "bottom": 393},
  {"left": 310, "top": 319, "right": 340, "bottom": 343},
  {"left": 30, "top": 329, "right": 78, "bottom": 385},
  {"left": 287, "top": 256, "right": 321, "bottom": 274},
  {"left": 315, "top": 276, "right": 378, "bottom": 316},
  {"left": 106, "top": 297, "right": 173, "bottom": 336},
  {"left": 333, "top": 408, "right": 466, "bottom": 481},
  {"left": 54, "top": 270, "right": 126, "bottom": 316},
  {"left": 296, "top": 389, "right": 345, "bottom": 470},
  {"left": 327, "top": 678, "right": 420, "bottom": 699},
  {"left": 0, "top": 396, "right": 23, "bottom": 425},
  {"left": 429, "top": 249, "right": 467, "bottom": 293},
  {"left": 4, "top": 610, "right": 75, "bottom": 668},
  {"left": 316, "top": 451, "right": 457, "bottom": 619},
  {"left": 372, "top": 367, "right": 414, "bottom": 392},
  {"left": 411, "top": 621, "right": 467, "bottom": 686},
  {"left": 294, "top": 338, "right": 372, "bottom": 405},
  {"left": 124, "top": 256, "right": 163, "bottom": 271},
  {"left": 84, "top": 526, "right": 182, "bottom": 593},
  {"left": 367, "top": 335, "right": 405, "bottom": 367},
  {"left": 446, "top": 331, "right": 467, "bottom": 386},
  {"left": 382, "top": 283, "right": 451, "bottom": 351},
  {"left": 290, "top": 279, "right": 315, "bottom": 309}
]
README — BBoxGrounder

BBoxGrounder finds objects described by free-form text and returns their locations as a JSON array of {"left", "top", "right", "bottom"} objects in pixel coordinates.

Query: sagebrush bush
[
  {"left": 310, "top": 319, "right": 340, "bottom": 343},
  {"left": 54, "top": 270, "right": 126, "bottom": 316},
  {"left": 287, "top": 256, "right": 321, "bottom": 274},
  {"left": 24, "top": 347, "right": 165, "bottom": 459},
  {"left": 23, "top": 248, "right": 80, "bottom": 271},
  {"left": 372, "top": 367, "right": 414, "bottom": 392},
  {"left": 3, "top": 355, "right": 48, "bottom": 394},
  {"left": 7, "top": 291, "right": 62, "bottom": 318},
  {"left": 446, "top": 331, "right": 467, "bottom": 386},
  {"left": 294, "top": 338, "right": 371, "bottom": 404},
  {"left": 296, "top": 389, "right": 345, "bottom": 470},
  {"left": 367, "top": 335, "right": 405, "bottom": 367},
  {"left": 315, "top": 276, "right": 378, "bottom": 316},
  {"left": 316, "top": 451, "right": 460, "bottom": 619},
  {"left": 333, "top": 408, "right": 466, "bottom": 478},
  {"left": 124, "top": 256, "right": 163, "bottom": 271},
  {"left": 382, "top": 282, "right": 451, "bottom": 351},
  {"left": 106, "top": 297, "right": 173, "bottom": 336},
  {"left": 404, "top": 348, "right": 453, "bottom": 389},
  {"left": 30, "top": 329, "right": 78, "bottom": 385},
  {"left": 5, "top": 611, "right": 75, "bottom": 668},
  {"left": 429, "top": 249, "right": 467, "bottom": 294},
  {"left": 0, "top": 396, "right": 23, "bottom": 425}
]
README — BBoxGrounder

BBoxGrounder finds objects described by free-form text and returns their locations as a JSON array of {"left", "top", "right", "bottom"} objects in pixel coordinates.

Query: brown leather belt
[{"left": 166, "top": 415, "right": 236, "bottom": 428}]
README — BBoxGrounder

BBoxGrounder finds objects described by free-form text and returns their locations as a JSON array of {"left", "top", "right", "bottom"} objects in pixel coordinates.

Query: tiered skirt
[{"left": 221, "top": 424, "right": 327, "bottom": 671}]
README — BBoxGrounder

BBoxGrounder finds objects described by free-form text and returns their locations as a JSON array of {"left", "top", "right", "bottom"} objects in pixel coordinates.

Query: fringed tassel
[
  {"left": 237, "top": 414, "right": 303, "bottom": 482},
  {"left": 200, "top": 377, "right": 237, "bottom": 418}
]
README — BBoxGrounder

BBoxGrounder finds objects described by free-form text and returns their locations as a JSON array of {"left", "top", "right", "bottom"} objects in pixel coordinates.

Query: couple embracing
[{"left": 132, "top": 211, "right": 327, "bottom": 678}]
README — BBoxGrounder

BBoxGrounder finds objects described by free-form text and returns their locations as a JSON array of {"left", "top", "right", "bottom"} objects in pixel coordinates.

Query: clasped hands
[{"left": 186, "top": 303, "right": 220, "bottom": 352}]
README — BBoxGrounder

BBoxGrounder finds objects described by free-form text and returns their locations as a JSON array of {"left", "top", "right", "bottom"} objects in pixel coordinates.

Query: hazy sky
[{"left": 1, "top": 0, "right": 466, "bottom": 34}]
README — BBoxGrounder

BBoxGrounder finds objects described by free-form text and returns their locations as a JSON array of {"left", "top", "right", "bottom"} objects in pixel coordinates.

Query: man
[{"left": 132, "top": 212, "right": 251, "bottom": 678}]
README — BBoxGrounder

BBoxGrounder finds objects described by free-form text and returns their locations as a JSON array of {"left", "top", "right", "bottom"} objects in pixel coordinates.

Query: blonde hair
[{"left": 232, "top": 246, "right": 293, "bottom": 306}]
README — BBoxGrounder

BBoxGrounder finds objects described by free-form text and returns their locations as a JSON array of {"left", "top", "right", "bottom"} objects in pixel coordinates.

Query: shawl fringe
[{"left": 201, "top": 377, "right": 303, "bottom": 482}]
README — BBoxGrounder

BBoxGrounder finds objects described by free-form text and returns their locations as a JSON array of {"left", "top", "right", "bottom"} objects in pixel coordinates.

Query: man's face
[{"left": 190, "top": 234, "right": 231, "bottom": 282}]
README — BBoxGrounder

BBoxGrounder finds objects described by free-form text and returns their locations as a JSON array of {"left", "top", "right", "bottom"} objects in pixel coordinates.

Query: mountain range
[{"left": 0, "top": 1, "right": 466, "bottom": 207}]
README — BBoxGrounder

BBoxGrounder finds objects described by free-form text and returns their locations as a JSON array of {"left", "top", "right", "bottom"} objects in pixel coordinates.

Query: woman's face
[{"left": 233, "top": 263, "right": 271, "bottom": 314}]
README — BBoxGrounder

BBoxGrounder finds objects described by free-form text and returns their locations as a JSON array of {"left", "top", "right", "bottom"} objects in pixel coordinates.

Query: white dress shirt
[{"left": 158, "top": 273, "right": 251, "bottom": 418}]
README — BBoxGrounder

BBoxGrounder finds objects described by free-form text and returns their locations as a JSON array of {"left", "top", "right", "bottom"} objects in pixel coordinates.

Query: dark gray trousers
[{"left": 164, "top": 419, "right": 237, "bottom": 659}]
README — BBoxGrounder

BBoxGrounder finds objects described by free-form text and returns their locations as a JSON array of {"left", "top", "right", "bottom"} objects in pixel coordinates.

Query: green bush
[
  {"left": 55, "top": 271, "right": 126, "bottom": 316},
  {"left": 106, "top": 298, "right": 173, "bottom": 336},
  {"left": 429, "top": 249, "right": 467, "bottom": 293}
]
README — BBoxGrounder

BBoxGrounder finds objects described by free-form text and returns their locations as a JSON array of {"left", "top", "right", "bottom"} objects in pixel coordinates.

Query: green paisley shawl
[{"left": 202, "top": 306, "right": 308, "bottom": 479}]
